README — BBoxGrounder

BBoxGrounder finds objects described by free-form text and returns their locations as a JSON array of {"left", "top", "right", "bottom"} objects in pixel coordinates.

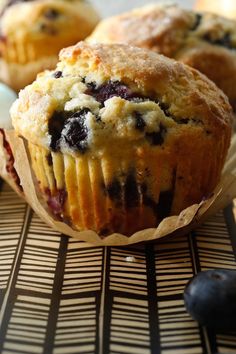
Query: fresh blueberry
[{"left": 184, "top": 269, "right": 236, "bottom": 330}]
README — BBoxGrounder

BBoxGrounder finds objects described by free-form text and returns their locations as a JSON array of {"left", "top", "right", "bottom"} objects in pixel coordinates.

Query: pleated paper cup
[
  {"left": 0, "top": 34, "right": 59, "bottom": 91},
  {"left": 0, "top": 129, "right": 23, "bottom": 197},
  {"left": 27, "top": 141, "right": 180, "bottom": 236},
  {"left": 2, "top": 130, "right": 236, "bottom": 246},
  {"left": 0, "top": 54, "right": 58, "bottom": 92}
]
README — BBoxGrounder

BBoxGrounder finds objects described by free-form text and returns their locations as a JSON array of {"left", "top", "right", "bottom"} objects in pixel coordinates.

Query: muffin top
[
  {"left": 0, "top": 0, "right": 99, "bottom": 53},
  {"left": 88, "top": 4, "right": 236, "bottom": 108},
  {"left": 88, "top": 3, "right": 236, "bottom": 56},
  {"left": 11, "top": 41, "right": 232, "bottom": 156}
]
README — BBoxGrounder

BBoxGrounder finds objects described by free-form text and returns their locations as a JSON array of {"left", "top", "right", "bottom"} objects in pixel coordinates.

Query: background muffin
[
  {"left": 11, "top": 42, "right": 232, "bottom": 236},
  {"left": 88, "top": 3, "right": 236, "bottom": 112},
  {"left": 0, "top": 0, "right": 99, "bottom": 91},
  {"left": 195, "top": 0, "right": 236, "bottom": 19}
]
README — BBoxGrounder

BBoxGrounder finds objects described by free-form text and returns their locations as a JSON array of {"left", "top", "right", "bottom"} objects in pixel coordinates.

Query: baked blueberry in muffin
[
  {"left": 88, "top": 3, "right": 236, "bottom": 111},
  {"left": 0, "top": 0, "right": 99, "bottom": 91},
  {"left": 11, "top": 42, "right": 232, "bottom": 235}
]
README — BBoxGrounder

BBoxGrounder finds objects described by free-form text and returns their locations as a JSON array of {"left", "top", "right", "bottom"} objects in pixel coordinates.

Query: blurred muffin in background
[
  {"left": 0, "top": 0, "right": 100, "bottom": 91},
  {"left": 195, "top": 0, "right": 236, "bottom": 19},
  {"left": 88, "top": 3, "right": 236, "bottom": 112}
]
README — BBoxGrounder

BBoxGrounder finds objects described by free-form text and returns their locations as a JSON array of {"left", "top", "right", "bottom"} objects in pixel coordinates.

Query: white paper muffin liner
[{"left": 1, "top": 130, "right": 236, "bottom": 246}]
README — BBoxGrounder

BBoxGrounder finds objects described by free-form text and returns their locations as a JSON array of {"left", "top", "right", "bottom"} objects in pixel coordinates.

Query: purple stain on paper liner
[
  {"left": 0, "top": 129, "right": 22, "bottom": 190},
  {"left": 201, "top": 193, "right": 214, "bottom": 202},
  {"left": 104, "top": 171, "right": 173, "bottom": 220},
  {"left": 0, "top": 34, "right": 7, "bottom": 43},
  {"left": 141, "top": 183, "right": 173, "bottom": 220},
  {"left": 46, "top": 154, "right": 53, "bottom": 166},
  {"left": 45, "top": 187, "right": 67, "bottom": 220}
]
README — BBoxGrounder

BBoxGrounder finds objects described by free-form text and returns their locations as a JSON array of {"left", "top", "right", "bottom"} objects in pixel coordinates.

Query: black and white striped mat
[{"left": 0, "top": 180, "right": 236, "bottom": 354}]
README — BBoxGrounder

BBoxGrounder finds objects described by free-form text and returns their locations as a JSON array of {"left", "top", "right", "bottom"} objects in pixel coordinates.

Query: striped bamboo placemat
[{"left": 0, "top": 180, "right": 236, "bottom": 354}]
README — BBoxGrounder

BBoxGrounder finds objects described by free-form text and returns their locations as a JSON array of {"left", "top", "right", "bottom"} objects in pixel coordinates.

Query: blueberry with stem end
[{"left": 184, "top": 269, "right": 236, "bottom": 331}]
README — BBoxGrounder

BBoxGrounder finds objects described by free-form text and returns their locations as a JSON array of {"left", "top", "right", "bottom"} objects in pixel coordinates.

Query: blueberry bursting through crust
[
  {"left": 61, "top": 109, "right": 90, "bottom": 153},
  {"left": 48, "top": 79, "right": 196, "bottom": 154},
  {"left": 85, "top": 80, "right": 144, "bottom": 105},
  {"left": 190, "top": 13, "right": 235, "bottom": 50},
  {"left": 48, "top": 109, "right": 90, "bottom": 153}
]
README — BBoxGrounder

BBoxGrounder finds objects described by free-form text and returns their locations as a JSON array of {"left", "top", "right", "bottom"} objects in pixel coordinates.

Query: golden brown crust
[
  {"left": 88, "top": 4, "right": 195, "bottom": 57},
  {"left": 88, "top": 4, "right": 236, "bottom": 107},
  {"left": 176, "top": 45, "right": 236, "bottom": 109}
]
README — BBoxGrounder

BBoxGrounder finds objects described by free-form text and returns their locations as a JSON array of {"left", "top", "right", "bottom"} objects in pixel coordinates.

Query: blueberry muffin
[
  {"left": 88, "top": 3, "right": 236, "bottom": 111},
  {"left": 0, "top": 0, "right": 99, "bottom": 91},
  {"left": 11, "top": 42, "right": 232, "bottom": 236}
]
